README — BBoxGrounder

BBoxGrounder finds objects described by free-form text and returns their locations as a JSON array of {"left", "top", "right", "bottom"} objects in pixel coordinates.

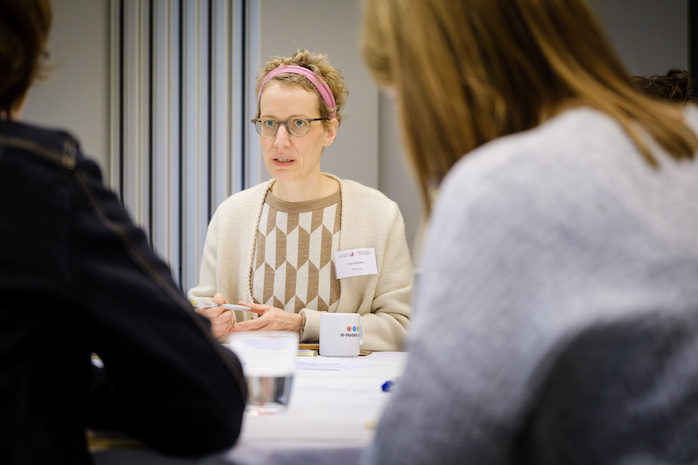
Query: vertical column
[
  {"left": 180, "top": 0, "right": 211, "bottom": 291},
  {"left": 210, "top": 0, "right": 232, "bottom": 211},
  {"left": 109, "top": 1, "right": 122, "bottom": 194},
  {"left": 151, "top": 0, "right": 182, "bottom": 268},
  {"left": 121, "top": 0, "right": 151, "bottom": 229}
]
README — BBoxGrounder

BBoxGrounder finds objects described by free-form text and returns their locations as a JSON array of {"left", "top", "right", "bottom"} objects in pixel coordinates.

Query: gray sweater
[{"left": 363, "top": 107, "right": 698, "bottom": 464}]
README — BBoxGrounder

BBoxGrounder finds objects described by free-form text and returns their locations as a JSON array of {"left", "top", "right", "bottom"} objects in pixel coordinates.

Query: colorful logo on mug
[{"left": 346, "top": 325, "right": 360, "bottom": 332}]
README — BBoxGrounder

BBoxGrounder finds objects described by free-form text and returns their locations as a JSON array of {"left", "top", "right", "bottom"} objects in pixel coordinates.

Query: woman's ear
[{"left": 323, "top": 118, "right": 339, "bottom": 146}]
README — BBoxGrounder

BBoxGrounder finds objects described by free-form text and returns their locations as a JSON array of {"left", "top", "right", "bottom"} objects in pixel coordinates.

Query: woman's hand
[
  {"left": 231, "top": 302, "right": 303, "bottom": 333},
  {"left": 198, "top": 293, "right": 235, "bottom": 340}
]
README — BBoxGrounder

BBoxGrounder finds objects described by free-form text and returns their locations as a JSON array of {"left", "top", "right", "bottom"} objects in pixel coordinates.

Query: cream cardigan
[{"left": 188, "top": 174, "right": 413, "bottom": 351}]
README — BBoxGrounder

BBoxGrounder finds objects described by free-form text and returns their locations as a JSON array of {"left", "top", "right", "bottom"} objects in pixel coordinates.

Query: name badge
[{"left": 334, "top": 248, "right": 378, "bottom": 279}]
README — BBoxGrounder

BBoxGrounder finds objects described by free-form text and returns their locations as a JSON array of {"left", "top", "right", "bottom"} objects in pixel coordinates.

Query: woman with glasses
[{"left": 188, "top": 49, "right": 412, "bottom": 351}]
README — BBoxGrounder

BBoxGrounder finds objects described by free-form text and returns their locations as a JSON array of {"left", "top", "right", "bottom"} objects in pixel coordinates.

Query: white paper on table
[
  {"left": 296, "top": 357, "right": 377, "bottom": 371},
  {"left": 240, "top": 377, "right": 390, "bottom": 442},
  {"left": 237, "top": 353, "right": 407, "bottom": 447}
]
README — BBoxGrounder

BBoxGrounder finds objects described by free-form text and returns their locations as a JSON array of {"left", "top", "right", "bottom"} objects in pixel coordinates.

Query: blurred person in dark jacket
[{"left": 0, "top": 1, "right": 246, "bottom": 463}]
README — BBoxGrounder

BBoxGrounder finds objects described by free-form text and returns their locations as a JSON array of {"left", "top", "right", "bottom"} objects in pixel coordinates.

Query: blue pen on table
[{"left": 381, "top": 378, "right": 399, "bottom": 392}]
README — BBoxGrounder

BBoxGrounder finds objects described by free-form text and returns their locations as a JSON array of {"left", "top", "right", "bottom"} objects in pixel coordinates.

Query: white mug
[{"left": 319, "top": 313, "right": 365, "bottom": 357}]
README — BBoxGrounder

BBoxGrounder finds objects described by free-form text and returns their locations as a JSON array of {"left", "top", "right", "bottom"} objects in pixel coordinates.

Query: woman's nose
[{"left": 273, "top": 124, "right": 292, "bottom": 146}]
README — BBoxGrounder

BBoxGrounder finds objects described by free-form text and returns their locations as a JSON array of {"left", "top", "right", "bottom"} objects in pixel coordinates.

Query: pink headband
[{"left": 257, "top": 65, "right": 337, "bottom": 118}]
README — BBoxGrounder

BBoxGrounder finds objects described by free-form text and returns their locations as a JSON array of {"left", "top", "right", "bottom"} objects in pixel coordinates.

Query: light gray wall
[
  {"left": 18, "top": 0, "right": 691, "bottom": 262},
  {"left": 21, "top": 0, "right": 110, "bottom": 175},
  {"left": 587, "top": 0, "right": 688, "bottom": 75},
  {"left": 377, "top": 93, "right": 424, "bottom": 260}
]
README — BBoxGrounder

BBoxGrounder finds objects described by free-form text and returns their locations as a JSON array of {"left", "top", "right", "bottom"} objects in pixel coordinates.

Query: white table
[{"left": 93, "top": 351, "right": 407, "bottom": 465}]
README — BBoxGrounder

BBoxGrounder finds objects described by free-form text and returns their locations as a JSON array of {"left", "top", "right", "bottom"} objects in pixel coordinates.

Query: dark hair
[
  {"left": 0, "top": 0, "right": 52, "bottom": 118},
  {"left": 633, "top": 69, "right": 695, "bottom": 103}
]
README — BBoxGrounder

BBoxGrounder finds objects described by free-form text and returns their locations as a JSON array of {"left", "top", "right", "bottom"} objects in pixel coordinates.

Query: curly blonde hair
[{"left": 255, "top": 49, "right": 348, "bottom": 126}]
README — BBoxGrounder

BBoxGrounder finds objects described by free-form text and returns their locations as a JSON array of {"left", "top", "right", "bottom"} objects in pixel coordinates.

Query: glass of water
[{"left": 226, "top": 331, "right": 298, "bottom": 416}]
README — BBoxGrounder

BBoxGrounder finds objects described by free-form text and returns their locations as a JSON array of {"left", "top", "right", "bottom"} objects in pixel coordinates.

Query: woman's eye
[
  {"left": 292, "top": 119, "right": 307, "bottom": 128},
  {"left": 263, "top": 120, "right": 276, "bottom": 128}
]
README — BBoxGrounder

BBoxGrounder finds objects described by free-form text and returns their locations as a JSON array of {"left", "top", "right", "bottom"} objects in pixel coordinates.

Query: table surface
[{"left": 93, "top": 351, "right": 407, "bottom": 465}]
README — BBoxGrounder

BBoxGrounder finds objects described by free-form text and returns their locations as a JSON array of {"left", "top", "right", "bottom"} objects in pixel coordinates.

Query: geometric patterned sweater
[
  {"left": 188, "top": 174, "right": 413, "bottom": 351},
  {"left": 251, "top": 190, "right": 341, "bottom": 313}
]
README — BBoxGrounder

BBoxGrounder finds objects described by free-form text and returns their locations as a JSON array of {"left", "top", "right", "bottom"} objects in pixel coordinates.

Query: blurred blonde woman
[
  {"left": 189, "top": 50, "right": 412, "bottom": 351},
  {"left": 360, "top": 0, "right": 698, "bottom": 464}
]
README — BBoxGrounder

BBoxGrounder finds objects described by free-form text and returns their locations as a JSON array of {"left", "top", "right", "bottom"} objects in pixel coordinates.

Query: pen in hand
[{"left": 191, "top": 301, "right": 251, "bottom": 312}]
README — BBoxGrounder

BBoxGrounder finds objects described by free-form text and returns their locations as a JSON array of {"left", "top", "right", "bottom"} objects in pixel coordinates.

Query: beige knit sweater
[{"left": 188, "top": 174, "right": 413, "bottom": 351}]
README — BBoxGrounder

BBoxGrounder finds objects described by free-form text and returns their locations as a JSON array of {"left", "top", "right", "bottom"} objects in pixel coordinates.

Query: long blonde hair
[{"left": 361, "top": 0, "right": 698, "bottom": 210}]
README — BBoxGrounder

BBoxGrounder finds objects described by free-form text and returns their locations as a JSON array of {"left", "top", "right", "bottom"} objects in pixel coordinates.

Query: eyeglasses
[{"left": 251, "top": 117, "right": 329, "bottom": 138}]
